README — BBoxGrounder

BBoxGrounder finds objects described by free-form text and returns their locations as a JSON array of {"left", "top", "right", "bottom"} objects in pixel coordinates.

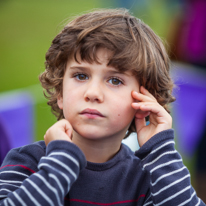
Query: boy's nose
[{"left": 84, "top": 82, "right": 104, "bottom": 103}]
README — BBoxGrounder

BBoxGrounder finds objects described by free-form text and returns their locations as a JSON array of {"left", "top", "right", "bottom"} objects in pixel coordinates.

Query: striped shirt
[{"left": 0, "top": 129, "right": 205, "bottom": 205}]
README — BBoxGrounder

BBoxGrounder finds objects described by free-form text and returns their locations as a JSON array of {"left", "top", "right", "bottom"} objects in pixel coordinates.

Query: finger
[
  {"left": 58, "top": 119, "right": 73, "bottom": 139},
  {"left": 140, "top": 86, "right": 156, "bottom": 100},
  {"left": 135, "top": 117, "right": 146, "bottom": 134},
  {"left": 44, "top": 119, "right": 73, "bottom": 146},
  {"left": 132, "top": 101, "right": 157, "bottom": 111},
  {"left": 131, "top": 91, "right": 156, "bottom": 103},
  {"left": 139, "top": 103, "right": 165, "bottom": 117},
  {"left": 135, "top": 110, "right": 150, "bottom": 119},
  {"left": 132, "top": 102, "right": 161, "bottom": 115}
]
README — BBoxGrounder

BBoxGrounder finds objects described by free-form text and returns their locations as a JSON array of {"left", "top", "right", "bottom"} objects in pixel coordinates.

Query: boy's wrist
[
  {"left": 46, "top": 140, "right": 87, "bottom": 169},
  {"left": 135, "top": 129, "right": 174, "bottom": 158}
]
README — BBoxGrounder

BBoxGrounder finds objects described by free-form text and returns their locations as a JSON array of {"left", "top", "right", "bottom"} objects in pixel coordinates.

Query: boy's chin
[
  {"left": 75, "top": 131, "right": 107, "bottom": 140},
  {"left": 73, "top": 127, "right": 109, "bottom": 141}
]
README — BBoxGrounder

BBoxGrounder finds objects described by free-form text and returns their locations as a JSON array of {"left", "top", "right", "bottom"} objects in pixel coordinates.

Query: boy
[{"left": 0, "top": 9, "right": 205, "bottom": 206}]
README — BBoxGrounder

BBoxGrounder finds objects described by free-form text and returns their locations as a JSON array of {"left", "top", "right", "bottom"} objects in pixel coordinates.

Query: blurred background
[{"left": 0, "top": 0, "right": 206, "bottom": 201}]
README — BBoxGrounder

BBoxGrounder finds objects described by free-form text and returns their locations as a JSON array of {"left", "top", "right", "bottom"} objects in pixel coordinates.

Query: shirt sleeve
[
  {"left": 135, "top": 129, "right": 206, "bottom": 206},
  {"left": 0, "top": 140, "right": 86, "bottom": 206}
]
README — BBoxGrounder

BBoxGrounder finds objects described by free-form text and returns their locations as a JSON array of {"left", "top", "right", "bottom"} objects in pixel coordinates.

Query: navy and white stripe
[
  {"left": 140, "top": 130, "right": 203, "bottom": 205},
  {"left": 0, "top": 140, "right": 86, "bottom": 206},
  {"left": 0, "top": 130, "right": 205, "bottom": 206}
]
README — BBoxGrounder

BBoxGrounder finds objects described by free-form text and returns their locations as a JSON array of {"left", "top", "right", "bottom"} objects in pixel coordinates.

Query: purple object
[
  {"left": 185, "top": 1, "right": 206, "bottom": 63},
  {"left": 0, "top": 116, "right": 11, "bottom": 164},
  {"left": 172, "top": 66, "right": 206, "bottom": 157},
  {"left": 177, "top": 0, "right": 206, "bottom": 66},
  {"left": 0, "top": 91, "right": 34, "bottom": 163}
]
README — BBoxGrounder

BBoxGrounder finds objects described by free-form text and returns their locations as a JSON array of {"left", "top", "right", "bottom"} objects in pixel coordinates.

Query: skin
[{"left": 44, "top": 48, "right": 172, "bottom": 163}]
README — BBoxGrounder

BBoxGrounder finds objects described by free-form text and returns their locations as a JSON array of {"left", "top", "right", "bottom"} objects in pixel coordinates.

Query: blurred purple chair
[
  {"left": 0, "top": 91, "right": 34, "bottom": 164},
  {"left": 0, "top": 116, "right": 11, "bottom": 164},
  {"left": 172, "top": 65, "right": 206, "bottom": 157}
]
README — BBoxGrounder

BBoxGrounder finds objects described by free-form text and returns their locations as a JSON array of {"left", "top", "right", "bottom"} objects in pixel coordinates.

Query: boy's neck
[{"left": 72, "top": 132, "right": 123, "bottom": 163}]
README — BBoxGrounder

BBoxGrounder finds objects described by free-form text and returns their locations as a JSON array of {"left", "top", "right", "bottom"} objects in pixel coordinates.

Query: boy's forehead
[
  {"left": 67, "top": 48, "right": 134, "bottom": 76},
  {"left": 66, "top": 48, "right": 110, "bottom": 68},
  {"left": 73, "top": 47, "right": 113, "bottom": 64}
]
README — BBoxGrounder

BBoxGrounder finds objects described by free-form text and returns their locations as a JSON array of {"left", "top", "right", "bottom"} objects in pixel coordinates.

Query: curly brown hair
[{"left": 39, "top": 8, "right": 175, "bottom": 139}]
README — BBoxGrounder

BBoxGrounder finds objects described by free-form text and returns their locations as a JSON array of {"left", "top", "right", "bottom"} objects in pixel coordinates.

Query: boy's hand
[
  {"left": 44, "top": 119, "right": 73, "bottom": 146},
  {"left": 131, "top": 86, "right": 172, "bottom": 147}
]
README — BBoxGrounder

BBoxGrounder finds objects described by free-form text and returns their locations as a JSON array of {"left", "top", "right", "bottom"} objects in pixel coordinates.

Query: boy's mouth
[{"left": 80, "top": 108, "right": 104, "bottom": 118}]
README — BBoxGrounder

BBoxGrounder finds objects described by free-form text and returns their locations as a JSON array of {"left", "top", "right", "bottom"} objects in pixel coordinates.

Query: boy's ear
[{"left": 57, "top": 95, "right": 63, "bottom": 109}]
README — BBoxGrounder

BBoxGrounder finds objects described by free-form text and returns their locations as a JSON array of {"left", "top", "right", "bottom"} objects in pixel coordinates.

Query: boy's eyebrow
[
  {"left": 107, "top": 70, "right": 131, "bottom": 76},
  {"left": 69, "top": 66, "right": 86, "bottom": 69},
  {"left": 69, "top": 66, "right": 90, "bottom": 71},
  {"left": 69, "top": 66, "right": 131, "bottom": 76}
]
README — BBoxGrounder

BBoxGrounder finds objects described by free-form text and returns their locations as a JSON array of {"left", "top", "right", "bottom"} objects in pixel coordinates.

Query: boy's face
[{"left": 57, "top": 48, "right": 140, "bottom": 141}]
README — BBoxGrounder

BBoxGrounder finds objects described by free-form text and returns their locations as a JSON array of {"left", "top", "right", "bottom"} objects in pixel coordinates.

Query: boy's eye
[
  {"left": 75, "top": 73, "right": 88, "bottom": 81},
  {"left": 108, "top": 78, "right": 123, "bottom": 86}
]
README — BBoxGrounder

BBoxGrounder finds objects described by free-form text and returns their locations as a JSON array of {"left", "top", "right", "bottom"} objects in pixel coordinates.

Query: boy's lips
[{"left": 80, "top": 108, "right": 104, "bottom": 118}]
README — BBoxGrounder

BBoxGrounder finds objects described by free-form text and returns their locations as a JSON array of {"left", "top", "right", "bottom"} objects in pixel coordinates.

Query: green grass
[
  {"left": 0, "top": 0, "right": 100, "bottom": 141},
  {"left": 0, "top": 0, "right": 101, "bottom": 92}
]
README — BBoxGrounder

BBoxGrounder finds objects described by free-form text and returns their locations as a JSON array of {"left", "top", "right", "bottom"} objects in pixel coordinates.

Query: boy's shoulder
[
  {"left": 1, "top": 141, "right": 46, "bottom": 172},
  {"left": 9, "top": 140, "right": 46, "bottom": 158}
]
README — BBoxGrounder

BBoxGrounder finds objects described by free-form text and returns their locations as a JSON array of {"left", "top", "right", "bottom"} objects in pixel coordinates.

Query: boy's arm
[
  {"left": 135, "top": 129, "right": 205, "bottom": 205},
  {"left": 0, "top": 121, "right": 86, "bottom": 206},
  {"left": 132, "top": 86, "right": 205, "bottom": 205}
]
